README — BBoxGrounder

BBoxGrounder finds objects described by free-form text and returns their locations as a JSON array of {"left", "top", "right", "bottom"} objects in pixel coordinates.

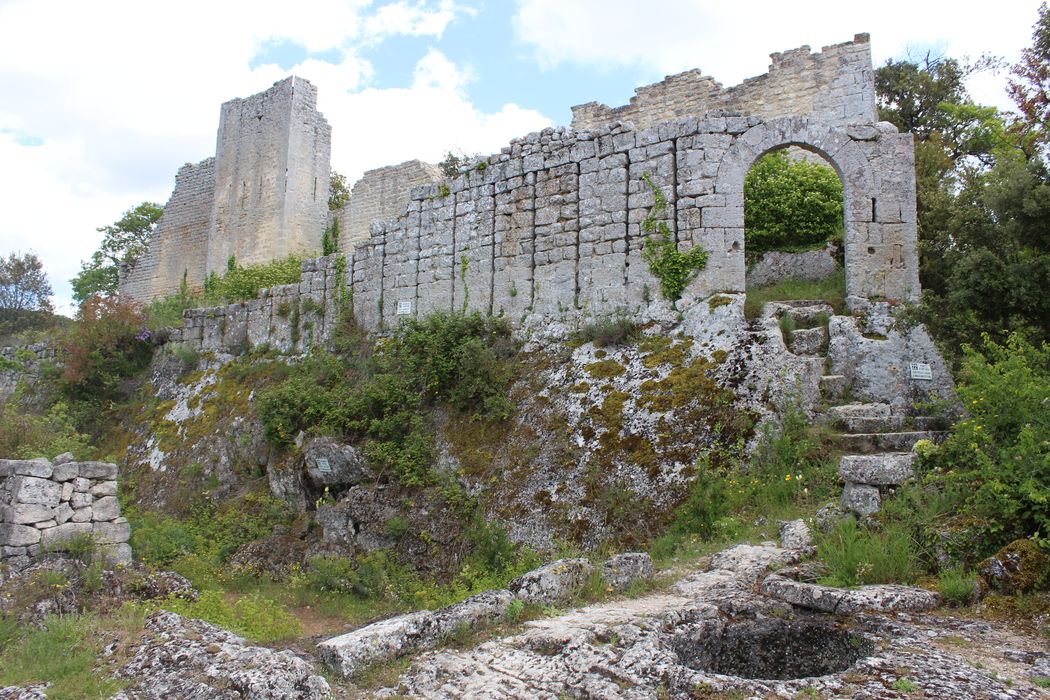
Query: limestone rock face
[
  {"left": 115, "top": 611, "right": 331, "bottom": 699},
  {"left": 509, "top": 558, "right": 594, "bottom": 605},
  {"left": 319, "top": 589, "right": 514, "bottom": 678},
  {"left": 601, "top": 553, "right": 654, "bottom": 591},
  {"left": 301, "top": 436, "right": 373, "bottom": 487}
]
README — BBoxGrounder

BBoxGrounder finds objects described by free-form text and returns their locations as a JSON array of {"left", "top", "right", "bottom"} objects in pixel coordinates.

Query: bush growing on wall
[
  {"left": 201, "top": 255, "right": 303, "bottom": 304},
  {"left": 744, "top": 150, "right": 844, "bottom": 257}
]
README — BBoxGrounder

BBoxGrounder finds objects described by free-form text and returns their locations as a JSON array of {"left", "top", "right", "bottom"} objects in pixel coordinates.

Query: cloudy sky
[{"left": 0, "top": 0, "right": 1044, "bottom": 313}]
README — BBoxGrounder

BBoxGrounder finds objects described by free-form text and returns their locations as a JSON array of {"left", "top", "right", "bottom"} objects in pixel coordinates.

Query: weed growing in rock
[{"left": 937, "top": 567, "right": 978, "bottom": 606}]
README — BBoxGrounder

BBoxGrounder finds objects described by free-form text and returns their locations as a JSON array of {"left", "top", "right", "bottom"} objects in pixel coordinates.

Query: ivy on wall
[{"left": 640, "top": 173, "right": 708, "bottom": 301}]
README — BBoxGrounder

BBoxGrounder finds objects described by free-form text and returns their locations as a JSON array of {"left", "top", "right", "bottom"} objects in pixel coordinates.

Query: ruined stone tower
[{"left": 120, "top": 77, "right": 332, "bottom": 300}]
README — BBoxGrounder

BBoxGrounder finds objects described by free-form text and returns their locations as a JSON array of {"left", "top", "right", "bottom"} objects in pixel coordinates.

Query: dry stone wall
[
  {"left": 571, "top": 35, "right": 875, "bottom": 132},
  {"left": 0, "top": 455, "right": 131, "bottom": 570},
  {"left": 150, "top": 35, "right": 919, "bottom": 352}
]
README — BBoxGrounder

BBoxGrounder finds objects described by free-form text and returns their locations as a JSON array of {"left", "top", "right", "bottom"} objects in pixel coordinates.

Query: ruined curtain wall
[
  {"left": 171, "top": 113, "right": 918, "bottom": 354},
  {"left": 334, "top": 160, "right": 444, "bottom": 249},
  {"left": 120, "top": 158, "right": 215, "bottom": 300},
  {"left": 571, "top": 35, "right": 875, "bottom": 132}
]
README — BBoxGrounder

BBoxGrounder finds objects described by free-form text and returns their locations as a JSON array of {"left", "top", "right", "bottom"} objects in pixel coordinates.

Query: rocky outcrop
[
  {"left": 509, "top": 558, "right": 594, "bottom": 605},
  {"left": 319, "top": 590, "right": 514, "bottom": 678},
  {"left": 379, "top": 543, "right": 1035, "bottom": 699},
  {"left": 114, "top": 611, "right": 331, "bottom": 699},
  {"left": 320, "top": 553, "right": 654, "bottom": 679}
]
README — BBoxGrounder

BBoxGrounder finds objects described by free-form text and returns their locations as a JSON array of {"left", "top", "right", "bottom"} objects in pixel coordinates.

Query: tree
[
  {"left": 1009, "top": 2, "right": 1050, "bottom": 153},
  {"left": 71, "top": 202, "right": 163, "bottom": 302},
  {"left": 328, "top": 171, "right": 350, "bottom": 211},
  {"left": 743, "top": 150, "right": 844, "bottom": 257},
  {"left": 0, "top": 251, "right": 53, "bottom": 323}
]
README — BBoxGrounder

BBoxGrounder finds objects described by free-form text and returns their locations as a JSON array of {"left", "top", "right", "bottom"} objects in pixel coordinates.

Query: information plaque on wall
[
  {"left": 909, "top": 362, "right": 933, "bottom": 380},
  {"left": 396, "top": 300, "right": 413, "bottom": 315}
]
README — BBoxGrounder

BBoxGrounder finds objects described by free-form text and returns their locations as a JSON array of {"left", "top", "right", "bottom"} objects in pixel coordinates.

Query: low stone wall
[
  {"left": 0, "top": 343, "right": 53, "bottom": 403},
  {"left": 0, "top": 454, "right": 132, "bottom": 570},
  {"left": 745, "top": 245, "right": 840, "bottom": 288}
]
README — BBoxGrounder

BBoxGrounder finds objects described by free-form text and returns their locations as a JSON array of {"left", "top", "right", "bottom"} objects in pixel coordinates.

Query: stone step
[
  {"left": 819, "top": 374, "right": 848, "bottom": 401},
  {"left": 826, "top": 403, "right": 945, "bottom": 434},
  {"left": 831, "top": 431, "right": 945, "bottom": 454},
  {"left": 787, "top": 326, "right": 827, "bottom": 356},
  {"left": 839, "top": 453, "right": 915, "bottom": 486}
]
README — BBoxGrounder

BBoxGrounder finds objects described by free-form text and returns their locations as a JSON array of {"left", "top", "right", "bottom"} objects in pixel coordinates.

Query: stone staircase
[
  {"left": 773, "top": 301, "right": 948, "bottom": 519},
  {"left": 824, "top": 402, "right": 946, "bottom": 518}
]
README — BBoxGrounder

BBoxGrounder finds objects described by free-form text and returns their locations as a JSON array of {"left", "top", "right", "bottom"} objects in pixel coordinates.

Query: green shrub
[
  {"left": 0, "top": 400, "right": 93, "bottom": 460},
  {"left": 666, "top": 465, "right": 729, "bottom": 540},
  {"left": 923, "top": 333, "right": 1050, "bottom": 553},
  {"left": 259, "top": 311, "right": 517, "bottom": 487},
  {"left": 816, "top": 518, "right": 918, "bottom": 588},
  {"left": 744, "top": 150, "right": 844, "bottom": 257},
  {"left": 304, "top": 555, "right": 359, "bottom": 594},
  {"left": 202, "top": 255, "right": 303, "bottom": 304}
]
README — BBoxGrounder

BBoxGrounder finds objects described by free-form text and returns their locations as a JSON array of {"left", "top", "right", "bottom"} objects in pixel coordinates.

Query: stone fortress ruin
[{"left": 121, "top": 33, "right": 919, "bottom": 350}]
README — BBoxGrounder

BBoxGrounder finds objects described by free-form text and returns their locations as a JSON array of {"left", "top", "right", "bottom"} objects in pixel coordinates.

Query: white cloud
[
  {"left": 324, "top": 48, "right": 549, "bottom": 176},
  {"left": 512, "top": 0, "right": 1044, "bottom": 111}
]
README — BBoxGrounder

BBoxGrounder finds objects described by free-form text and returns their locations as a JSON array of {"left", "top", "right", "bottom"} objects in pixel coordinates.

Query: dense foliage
[
  {"left": 259, "top": 312, "right": 516, "bottom": 486},
  {"left": 202, "top": 255, "right": 303, "bottom": 304},
  {"left": 71, "top": 202, "right": 163, "bottom": 302},
  {"left": 875, "top": 21, "right": 1050, "bottom": 355},
  {"left": 743, "top": 150, "right": 844, "bottom": 257},
  {"left": 53, "top": 296, "right": 154, "bottom": 433},
  {"left": 922, "top": 334, "right": 1050, "bottom": 552}
]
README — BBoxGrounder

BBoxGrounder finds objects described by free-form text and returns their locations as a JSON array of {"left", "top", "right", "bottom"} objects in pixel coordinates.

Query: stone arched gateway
[{"left": 711, "top": 117, "right": 919, "bottom": 308}]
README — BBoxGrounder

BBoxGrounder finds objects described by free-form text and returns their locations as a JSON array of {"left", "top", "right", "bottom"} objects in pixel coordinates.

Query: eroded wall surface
[
  {"left": 334, "top": 160, "right": 443, "bottom": 248},
  {"left": 571, "top": 35, "right": 875, "bottom": 132}
]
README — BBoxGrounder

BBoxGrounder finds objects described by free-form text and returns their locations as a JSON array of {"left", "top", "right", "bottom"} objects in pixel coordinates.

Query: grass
[
  {"left": 744, "top": 270, "right": 846, "bottom": 319},
  {"left": 815, "top": 518, "right": 918, "bottom": 588},
  {"left": 572, "top": 312, "right": 641, "bottom": 348},
  {"left": 937, "top": 567, "right": 978, "bottom": 606},
  {"left": 0, "top": 614, "right": 128, "bottom": 699}
]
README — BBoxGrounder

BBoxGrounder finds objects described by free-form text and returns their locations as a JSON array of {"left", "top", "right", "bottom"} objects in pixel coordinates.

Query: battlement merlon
[{"left": 570, "top": 34, "right": 875, "bottom": 131}]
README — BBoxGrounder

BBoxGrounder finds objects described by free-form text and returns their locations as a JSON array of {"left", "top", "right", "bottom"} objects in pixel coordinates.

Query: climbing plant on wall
[{"left": 640, "top": 173, "right": 708, "bottom": 302}]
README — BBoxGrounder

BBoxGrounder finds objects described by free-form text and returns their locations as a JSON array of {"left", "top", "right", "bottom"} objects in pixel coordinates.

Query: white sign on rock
[
  {"left": 909, "top": 362, "right": 933, "bottom": 380},
  {"left": 315, "top": 458, "right": 332, "bottom": 475},
  {"left": 396, "top": 300, "right": 413, "bottom": 316}
]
